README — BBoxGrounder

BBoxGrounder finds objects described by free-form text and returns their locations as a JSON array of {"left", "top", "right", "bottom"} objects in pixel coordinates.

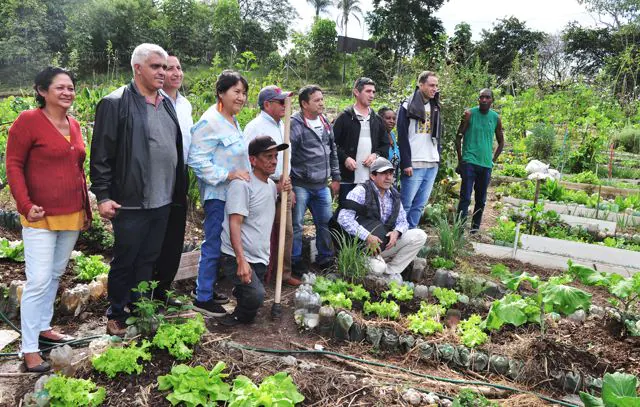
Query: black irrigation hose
[
  {"left": 235, "top": 344, "right": 580, "bottom": 407},
  {"left": 0, "top": 308, "right": 104, "bottom": 357}
]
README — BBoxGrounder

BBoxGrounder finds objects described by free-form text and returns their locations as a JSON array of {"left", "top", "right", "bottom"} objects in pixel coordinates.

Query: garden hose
[
  {"left": 0, "top": 308, "right": 104, "bottom": 357},
  {"left": 235, "top": 344, "right": 580, "bottom": 407}
]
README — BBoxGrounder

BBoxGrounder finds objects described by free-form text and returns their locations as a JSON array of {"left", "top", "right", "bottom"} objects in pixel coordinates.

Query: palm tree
[
  {"left": 307, "top": 0, "right": 332, "bottom": 17},
  {"left": 335, "top": 0, "right": 362, "bottom": 37}
]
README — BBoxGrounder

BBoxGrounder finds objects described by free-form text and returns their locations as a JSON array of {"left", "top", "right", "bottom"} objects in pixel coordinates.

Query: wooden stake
[{"left": 273, "top": 97, "right": 292, "bottom": 309}]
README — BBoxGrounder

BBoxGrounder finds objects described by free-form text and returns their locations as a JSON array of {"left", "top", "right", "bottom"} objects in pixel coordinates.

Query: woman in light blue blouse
[{"left": 187, "top": 70, "right": 250, "bottom": 317}]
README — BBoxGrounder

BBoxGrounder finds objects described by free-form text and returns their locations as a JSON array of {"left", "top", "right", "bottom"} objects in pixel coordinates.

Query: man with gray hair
[{"left": 90, "top": 43, "right": 187, "bottom": 336}]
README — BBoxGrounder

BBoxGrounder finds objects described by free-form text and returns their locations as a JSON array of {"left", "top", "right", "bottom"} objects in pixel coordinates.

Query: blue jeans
[
  {"left": 196, "top": 199, "right": 225, "bottom": 302},
  {"left": 457, "top": 162, "right": 492, "bottom": 230},
  {"left": 292, "top": 185, "right": 334, "bottom": 264},
  {"left": 21, "top": 228, "right": 79, "bottom": 353},
  {"left": 400, "top": 166, "right": 439, "bottom": 229}
]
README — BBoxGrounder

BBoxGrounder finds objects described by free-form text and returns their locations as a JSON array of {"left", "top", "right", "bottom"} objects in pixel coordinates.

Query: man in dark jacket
[
  {"left": 397, "top": 71, "right": 442, "bottom": 229},
  {"left": 290, "top": 85, "right": 341, "bottom": 273},
  {"left": 333, "top": 77, "right": 389, "bottom": 207},
  {"left": 90, "top": 43, "right": 187, "bottom": 336}
]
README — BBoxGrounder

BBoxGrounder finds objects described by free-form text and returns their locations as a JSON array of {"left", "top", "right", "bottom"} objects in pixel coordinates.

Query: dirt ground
[{"left": 1, "top": 186, "right": 638, "bottom": 406}]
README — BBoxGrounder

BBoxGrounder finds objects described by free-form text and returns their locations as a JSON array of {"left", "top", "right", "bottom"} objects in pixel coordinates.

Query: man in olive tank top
[{"left": 455, "top": 89, "right": 504, "bottom": 232}]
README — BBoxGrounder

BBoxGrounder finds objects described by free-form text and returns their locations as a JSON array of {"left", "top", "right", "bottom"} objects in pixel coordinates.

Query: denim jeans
[
  {"left": 220, "top": 254, "right": 266, "bottom": 322},
  {"left": 196, "top": 199, "right": 225, "bottom": 302},
  {"left": 108, "top": 206, "right": 170, "bottom": 322},
  {"left": 457, "top": 162, "right": 492, "bottom": 230},
  {"left": 21, "top": 227, "right": 80, "bottom": 353},
  {"left": 292, "top": 185, "right": 334, "bottom": 264},
  {"left": 400, "top": 166, "right": 439, "bottom": 229}
]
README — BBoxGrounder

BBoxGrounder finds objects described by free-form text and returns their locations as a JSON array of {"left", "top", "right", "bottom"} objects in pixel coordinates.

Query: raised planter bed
[
  {"left": 493, "top": 175, "right": 640, "bottom": 197},
  {"left": 502, "top": 196, "right": 640, "bottom": 225}
]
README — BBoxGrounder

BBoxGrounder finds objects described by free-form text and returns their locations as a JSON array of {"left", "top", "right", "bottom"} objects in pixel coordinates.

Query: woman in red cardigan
[{"left": 6, "top": 67, "right": 91, "bottom": 372}]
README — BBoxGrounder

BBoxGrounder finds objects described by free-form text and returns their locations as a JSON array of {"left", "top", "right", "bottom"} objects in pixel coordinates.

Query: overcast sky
[{"left": 293, "top": 0, "right": 599, "bottom": 40}]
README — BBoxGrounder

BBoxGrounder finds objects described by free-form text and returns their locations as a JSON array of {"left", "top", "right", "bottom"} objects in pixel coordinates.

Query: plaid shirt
[{"left": 338, "top": 182, "right": 409, "bottom": 240}]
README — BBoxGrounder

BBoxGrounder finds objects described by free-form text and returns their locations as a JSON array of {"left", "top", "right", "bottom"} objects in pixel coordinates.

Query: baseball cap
[
  {"left": 370, "top": 157, "right": 394, "bottom": 173},
  {"left": 258, "top": 85, "right": 294, "bottom": 108},
  {"left": 248, "top": 136, "right": 289, "bottom": 156}
]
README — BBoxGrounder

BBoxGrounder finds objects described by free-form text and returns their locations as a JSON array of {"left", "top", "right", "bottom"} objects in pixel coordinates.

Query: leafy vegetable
[
  {"left": 44, "top": 375, "right": 106, "bottom": 407},
  {"left": 381, "top": 281, "right": 414, "bottom": 301},
  {"left": 453, "top": 388, "right": 498, "bottom": 406},
  {"left": 540, "top": 283, "right": 592, "bottom": 315},
  {"left": 431, "top": 256, "right": 455, "bottom": 270},
  {"left": 407, "top": 313, "right": 443, "bottom": 336},
  {"left": 157, "top": 362, "right": 231, "bottom": 406},
  {"left": 580, "top": 372, "right": 640, "bottom": 407},
  {"left": 153, "top": 313, "right": 207, "bottom": 360},
  {"left": 433, "top": 287, "right": 459, "bottom": 309},
  {"left": 73, "top": 254, "right": 109, "bottom": 281},
  {"left": 0, "top": 238, "right": 24, "bottom": 262},
  {"left": 229, "top": 372, "right": 305, "bottom": 407},
  {"left": 322, "top": 292, "right": 352, "bottom": 309},
  {"left": 458, "top": 315, "right": 488, "bottom": 348},
  {"left": 363, "top": 300, "right": 400, "bottom": 320},
  {"left": 92, "top": 340, "right": 152, "bottom": 378},
  {"left": 484, "top": 294, "right": 541, "bottom": 331},
  {"left": 567, "top": 260, "right": 623, "bottom": 287}
]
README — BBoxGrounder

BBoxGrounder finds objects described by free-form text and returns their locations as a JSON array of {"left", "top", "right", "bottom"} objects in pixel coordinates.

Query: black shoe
[
  {"left": 23, "top": 360, "right": 51, "bottom": 373},
  {"left": 156, "top": 293, "right": 184, "bottom": 307},
  {"left": 38, "top": 334, "right": 74, "bottom": 345},
  {"left": 292, "top": 261, "right": 309, "bottom": 276},
  {"left": 190, "top": 289, "right": 230, "bottom": 305},
  {"left": 193, "top": 300, "right": 227, "bottom": 317},
  {"left": 217, "top": 313, "right": 246, "bottom": 327},
  {"left": 315, "top": 258, "right": 334, "bottom": 270}
]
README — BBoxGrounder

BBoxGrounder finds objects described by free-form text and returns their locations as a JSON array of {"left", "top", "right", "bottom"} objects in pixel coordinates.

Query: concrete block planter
[{"left": 502, "top": 196, "right": 640, "bottom": 225}]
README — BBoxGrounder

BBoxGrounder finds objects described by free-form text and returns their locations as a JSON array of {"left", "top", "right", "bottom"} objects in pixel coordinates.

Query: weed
[
  {"left": 333, "top": 231, "right": 370, "bottom": 284},
  {"left": 436, "top": 214, "right": 467, "bottom": 260}
]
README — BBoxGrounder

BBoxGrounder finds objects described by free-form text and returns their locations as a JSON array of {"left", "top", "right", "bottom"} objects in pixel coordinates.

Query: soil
[{"left": 1, "top": 185, "right": 639, "bottom": 406}]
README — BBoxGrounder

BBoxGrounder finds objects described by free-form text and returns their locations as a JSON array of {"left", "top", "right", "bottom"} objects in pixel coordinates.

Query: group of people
[{"left": 5, "top": 42, "right": 504, "bottom": 372}]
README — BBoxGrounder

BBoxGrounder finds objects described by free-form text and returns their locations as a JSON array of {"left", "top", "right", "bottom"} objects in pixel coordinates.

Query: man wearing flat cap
[
  {"left": 218, "top": 136, "right": 291, "bottom": 326},
  {"left": 337, "top": 157, "right": 427, "bottom": 283},
  {"left": 244, "top": 86, "right": 300, "bottom": 286}
]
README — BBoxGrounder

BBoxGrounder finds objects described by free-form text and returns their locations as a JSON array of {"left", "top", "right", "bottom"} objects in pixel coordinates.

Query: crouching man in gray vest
[{"left": 337, "top": 157, "right": 427, "bottom": 283}]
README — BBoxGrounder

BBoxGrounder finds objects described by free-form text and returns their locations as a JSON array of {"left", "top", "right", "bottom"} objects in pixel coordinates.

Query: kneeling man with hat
[
  {"left": 218, "top": 136, "right": 290, "bottom": 326},
  {"left": 337, "top": 157, "right": 427, "bottom": 283}
]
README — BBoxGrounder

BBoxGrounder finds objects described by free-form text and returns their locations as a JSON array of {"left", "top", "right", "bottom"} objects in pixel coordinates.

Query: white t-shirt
[
  {"left": 354, "top": 110, "right": 372, "bottom": 184},
  {"left": 402, "top": 101, "right": 439, "bottom": 164},
  {"left": 306, "top": 117, "right": 324, "bottom": 137}
]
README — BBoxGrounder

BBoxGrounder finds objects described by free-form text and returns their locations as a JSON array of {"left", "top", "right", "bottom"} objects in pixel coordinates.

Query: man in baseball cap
[
  {"left": 244, "top": 86, "right": 300, "bottom": 286},
  {"left": 336, "top": 157, "right": 427, "bottom": 284},
  {"left": 217, "top": 136, "right": 292, "bottom": 326}
]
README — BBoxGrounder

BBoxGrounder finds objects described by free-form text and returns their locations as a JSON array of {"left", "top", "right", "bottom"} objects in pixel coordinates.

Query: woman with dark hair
[
  {"left": 378, "top": 107, "right": 400, "bottom": 185},
  {"left": 6, "top": 66, "right": 91, "bottom": 372},
  {"left": 187, "top": 70, "right": 250, "bottom": 317}
]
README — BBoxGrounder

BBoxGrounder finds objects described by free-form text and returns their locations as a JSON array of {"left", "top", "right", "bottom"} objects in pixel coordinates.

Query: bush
[
  {"left": 614, "top": 126, "right": 640, "bottom": 154},
  {"left": 499, "top": 163, "right": 527, "bottom": 178},
  {"left": 525, "top": 123, "right": 556, "bottom": 161},
  {"left": 568, "top": 170, "right": 600, "bottom": 185}
]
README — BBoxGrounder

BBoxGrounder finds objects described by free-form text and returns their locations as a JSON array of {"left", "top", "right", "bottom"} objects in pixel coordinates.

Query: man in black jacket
[
  {"left": 334, "top": 77, "right": 389, "bottom": 207},
  {"left": 90, "top": 43, "right": 187, "bottom": 336}
]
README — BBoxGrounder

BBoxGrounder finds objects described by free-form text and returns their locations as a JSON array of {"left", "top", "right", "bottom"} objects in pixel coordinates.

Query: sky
[{"left": 293, "top": 0, "right": 599, "bottom": 40}]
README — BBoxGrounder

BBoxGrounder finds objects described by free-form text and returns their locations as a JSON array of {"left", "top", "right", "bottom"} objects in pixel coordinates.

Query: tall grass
[
  {"left": 333, "top": 231, "right": 370, "bottom": 284},
  {"left": 436, "top": 214, "right": 467, "bottom": 260}
]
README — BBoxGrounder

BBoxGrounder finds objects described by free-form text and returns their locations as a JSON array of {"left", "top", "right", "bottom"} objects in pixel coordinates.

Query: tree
[
  {"left": 237, "top": 0, "right": 296, "bottom": 48},
  {"left": 307, "top": 0, "right": 332, "bottom": 17},
  {"left": 476, "top": 16, "right": 546, "bottom": 80},
  {"left": 157, "top": 0, "right": 215, "bottom": 62},
  {"left": 237, "top": 20, "right": 278, "bottom": 61},
  {"left": 211, "top": 0, "right": 242, "bottom": 64},
  {"left": 448, "top": 22, "right": 475, "bottom": 65},
  {"left": 536, "top": 34, "right": 573, "bottom": 86},
  {"left": 335, "top": 0, "right": 362, "bottom": 36},
  {"left": 578, "top": 0, "right": 639, "bottom": 29},
  {"left": 563, "top": 23, "right": 615, "bottom": 77},
  {"left": 367, "top": 0, "right": 446, "bottom": 60},
  {"left": 309, "top": 18, "right": 339, "bottom": 81}
]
